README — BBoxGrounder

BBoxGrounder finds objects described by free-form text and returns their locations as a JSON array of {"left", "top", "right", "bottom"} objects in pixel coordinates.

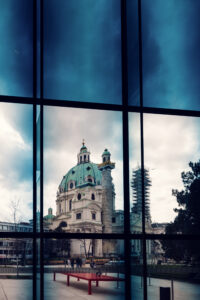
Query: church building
[{"left": 49, "top": 142, "right": 123, "bottom": 257}]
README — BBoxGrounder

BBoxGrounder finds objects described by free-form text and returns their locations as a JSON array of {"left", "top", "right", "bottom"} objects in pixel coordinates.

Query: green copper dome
[
  {"left": 102, "top": 149, "right": 111, "bottom": 156},
  {"left": 80, "top": 145, "right": 87, "bottom": 153},
  {"left": 59, "top": 162, "right": 102, "bottom": 192}
]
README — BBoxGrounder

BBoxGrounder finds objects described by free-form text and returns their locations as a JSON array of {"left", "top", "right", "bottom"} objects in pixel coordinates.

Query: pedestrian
[
  {"left": 76, "top": 257, "right": 80, "bottom": 268},
  {"left": 79, "top": 258, "right": 82, "bottom": 268},
  {"left": 70, "top": 258, "right": 74, "bottom": 269}
]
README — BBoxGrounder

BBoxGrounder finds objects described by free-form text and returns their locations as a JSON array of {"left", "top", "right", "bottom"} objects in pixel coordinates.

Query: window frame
[{"left": 0, "top": 1, "right": 200, "bottom": 300}]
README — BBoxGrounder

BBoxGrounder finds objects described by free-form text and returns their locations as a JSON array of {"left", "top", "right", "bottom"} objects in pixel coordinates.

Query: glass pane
[
  {"left": 147, "top": 239, "right": 200, "bottom": 300},
  {"left": 44, "top": 0, "right": 122, "bottom": 104},
  {"left": 127, "top": 0, "right": 140, "bottom": 106},
  {"left": 0, "top": 0, "right": 33, "bottom": 97},
  {"left": 142, "top": 0, "right": 200, "bottom": 110},
  {"left": 131, "top": 239, "right": 143, "bottom": 300},
  {"left": 44, "top": 238, "right": 125, "bottom": 299},
  {"left": 0, "top": 238, "right": 33, "bottom": 299},
  {"left": 44, "top": 107, "right": 124, "bottom": 233},
  {"left": 144, "top": 114, "right": 200, "bottom": 234},
  {"left": 129, "top": 113, "right": 142, "bottom": 233},
  {"left": 0, "top": 103, "right": 33, "bottom": 231}
]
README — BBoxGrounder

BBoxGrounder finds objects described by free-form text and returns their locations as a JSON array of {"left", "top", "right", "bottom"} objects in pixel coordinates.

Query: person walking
[{"left": 70, "top": 258, "right": 74, "bottom": 269}]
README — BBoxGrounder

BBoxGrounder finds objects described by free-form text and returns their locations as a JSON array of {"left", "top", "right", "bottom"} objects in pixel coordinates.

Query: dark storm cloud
[
  {"left": 0, "top": 0, "right": 33, "bottom": 97},
  {"left": 128, "top": 0, "right": 200, "bottom": 110},
  {"left": 43, "top": 0, "right": 122, "bottom": 104},
  {"left": 141, "top": 0, "right": 200, "bottom": 110}
]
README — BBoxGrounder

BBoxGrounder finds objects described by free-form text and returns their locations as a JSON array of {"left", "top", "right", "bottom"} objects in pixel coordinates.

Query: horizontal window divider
[
  {"left": 1, "top": 95, "right": 200, "bottom": 117},
  {"left": 1, "top": 232, "right": 199, "bottom": 240},
  {"left": 139, "top": 234, "right": 200, "bottom": 240},
  {"left": 0, "top": 232, "right": 35, "bottom": 238},
  {"left": 139, "top": 106, "right": 200, "bottom": 117}
]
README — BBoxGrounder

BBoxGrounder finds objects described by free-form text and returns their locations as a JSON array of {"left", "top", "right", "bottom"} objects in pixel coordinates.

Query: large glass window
[{"left": 0, "top": 1, "right": 200, "bottom": 299}]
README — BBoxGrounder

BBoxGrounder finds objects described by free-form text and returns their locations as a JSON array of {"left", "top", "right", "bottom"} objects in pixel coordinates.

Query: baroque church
[
  {"left": 47, "top": 142, "right": 124, "bottom": 257},
  {"left": 45, "top": 142, "right": 153, "bottom": 260}
]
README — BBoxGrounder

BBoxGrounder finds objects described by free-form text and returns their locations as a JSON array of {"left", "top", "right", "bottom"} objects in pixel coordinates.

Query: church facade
[{"left": 49, "top": 142, "right": 123, "bottom": 257}]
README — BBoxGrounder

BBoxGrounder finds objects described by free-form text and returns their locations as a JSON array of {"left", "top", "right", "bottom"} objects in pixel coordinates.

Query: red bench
[{"left": 53, "top": 272, "right": 124, "bottom": 295}]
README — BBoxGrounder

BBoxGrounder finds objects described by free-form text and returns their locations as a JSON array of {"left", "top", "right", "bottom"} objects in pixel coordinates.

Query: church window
[
  {"left": 70, "top": 182, "right": 73, "bottom": 189},
  {"left": 80, "top": 156, "right": 82, "bottom": 163},
  {"left": 91, "top": 193, "right": 95, "bottom": 200},
  {"left": 69, "top": 200, "right": 72, "bottom": 211},
  {"left": 77, "top": 193, "right": 81, "bottom": 200},
  {"left": 84, "top": 155, "right": 86, "bottom": 161},
  {"left": 76, "top": 213, "right": 81, "bottom": 220},
  {"left": 103, "top": 157, "right": 106, "bottom": 162},
  {"left": 112, "top": 217, "right": 116, "bottom": 223},
  {"left": 88, "top": 178, "right": 92, "bottom": 183},
  {"left": 92, "top": 213, "right": 96, "bottom": 220}
]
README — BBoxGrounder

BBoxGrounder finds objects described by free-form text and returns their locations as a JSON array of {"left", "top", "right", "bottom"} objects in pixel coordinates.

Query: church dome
[
  {"left": 59, "top": 161, "right": 102, "bottom": 192},
  {"left": 102, "top": 149, "right": 111, "bottom": 156}
]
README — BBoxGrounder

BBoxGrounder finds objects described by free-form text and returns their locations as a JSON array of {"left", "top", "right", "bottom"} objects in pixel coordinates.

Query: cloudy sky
[
  {"left": 0, "top": 0, "right": 33, "bottom": 97},
  {"left": 128, "top": 0, "right": 200, "bottom": 110},
  {"left": 0, "top": 103, "right": 199, "bottom": 224},
  {"left": 43, "top": 107, "right": 123, "bottom": 215},
  {"left": 0, "top": 103, "right": 33, "bottom": 222},
  {"left": 0, "top": 1, "right": 200, "bottom": 224},
  {"left": 129, "top": 114, "right": 200, "bottom": 223},
  {"left": 44, "top": 0, "right": 122, "bottom": 104}
]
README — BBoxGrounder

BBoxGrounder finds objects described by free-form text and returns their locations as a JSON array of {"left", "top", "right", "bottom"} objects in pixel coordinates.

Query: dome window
[
  {"left": 91, "top": 193, "right": 95, "bottom": 200},
  {"left": 70, "top": 182, "right": 73, "bottom": 189},
  {"left": 86, "top": 166, "right": 91, "bottom": 171},
  {"left": 77, "top": 193, "right": 81, "bottom": 200},
  {"left": 86, "top": 175, "right": 94, "bottom": 183},
  {"left": 72, "top": 170, "right": 75, "bottom": 174}
]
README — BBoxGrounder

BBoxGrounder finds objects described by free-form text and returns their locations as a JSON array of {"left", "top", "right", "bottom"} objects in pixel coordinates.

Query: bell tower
[
  {"left": 77, "top": 139, "right": 90, "bottom": 164},
  {"left": 98, "top": 149, "right": 115, "bottom": 233}
]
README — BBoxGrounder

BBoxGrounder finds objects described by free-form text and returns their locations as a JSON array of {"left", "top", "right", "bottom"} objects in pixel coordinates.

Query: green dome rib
[{"left": 59, "top": 162, "right": 102, "bottom": 192}]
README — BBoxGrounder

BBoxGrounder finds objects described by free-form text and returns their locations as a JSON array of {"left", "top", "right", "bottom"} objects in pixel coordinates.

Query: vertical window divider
[
  {"left": 121, "top": 0, "right": 131, "bottom": 299},
  {"left": 138, "top": 0, "right": 147, "bottom": 299},
  {"left": 33, "top": 0, "right": 37, "bottom": 298},
  {"left": 40, "top": 0, "right": 44, "bottom": 299}
]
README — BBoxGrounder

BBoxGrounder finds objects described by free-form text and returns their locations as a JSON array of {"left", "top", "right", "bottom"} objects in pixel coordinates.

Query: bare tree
[{"left": 9, "top": 197, "right": 21, "bottom": 230}]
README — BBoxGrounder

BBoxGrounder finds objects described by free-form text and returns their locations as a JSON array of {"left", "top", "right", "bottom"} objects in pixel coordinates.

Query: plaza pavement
[
  {"left": 0, "top": 273, "right": 200, "bottom": 299},
  {"left": 0, "top": 273, "right": 125, "bottom": 300}
]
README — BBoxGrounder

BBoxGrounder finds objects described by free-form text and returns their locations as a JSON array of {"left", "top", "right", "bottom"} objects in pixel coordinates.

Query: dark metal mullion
[
  {"left": 1, "top": 94, "right": 200, "bottom": 117},
  {"left": 40, "top": 0, "right": 44, "bottom": 299},
  {"left": 121, "top": 0, "right": 131, "bottom": 299},
  {"left": 33, "top": 0, "right": 37, "bottom": 298},
  {"left": 138, "top": 0, "right": 147, "bottom": 299}
]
